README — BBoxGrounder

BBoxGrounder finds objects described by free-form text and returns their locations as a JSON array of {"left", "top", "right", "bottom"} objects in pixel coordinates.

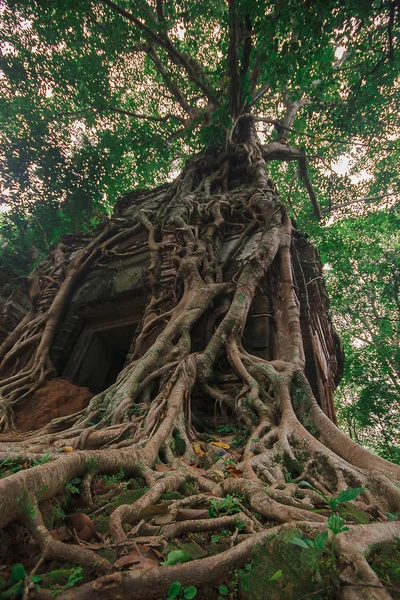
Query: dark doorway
[{"left": 68, "top": 322, "right": 137, "bottom": 394}]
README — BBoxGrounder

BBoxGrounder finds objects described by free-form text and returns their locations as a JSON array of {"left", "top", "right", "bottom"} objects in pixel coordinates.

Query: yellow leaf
[
  {"left": 211, "top": 441, "right": 230, "bottom": 450},
  {"left": 62, "top": 446, "right": 74, "bottom": 453},
  {"left": 193, "top": 443, "right": 205, "bottom": 457}
]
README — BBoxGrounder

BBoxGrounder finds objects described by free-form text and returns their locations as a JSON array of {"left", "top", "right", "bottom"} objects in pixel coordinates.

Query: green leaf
[
  {"left": 268, "top": 570, "right": 283, "bottom": 581},
  {"left": 314, "top": 531, "right": 329, "bottom": 551},
  {"left": 327, "top": 514, "right": 349, "bottom": 535},
  {"left": 298, "top": 481, "right": 315, "bottom": 490},
  {"left": 11, "top": 564, "right": 26, "bottom": 584},
  {"left": 183, "top": 586, "right": 197, "bottom": 599},
  {"left": 162, "top": 551, "right": 193, "bottom": 566},
  {"left": 218, "top": 584, "right": 228, "bottom": 595},
  {"left": 289, "top": 537, "right": 312, "bottom": 549},
  {"left": 0, "top": 582, "right": 24, "bottom": 600},
  {"left": 384, "top": 512, "right": 398, "bottom": 521},
  {"left": 167, "top": 582, "right": 181, "bottom": 599},
  {"left": 336, "top": 488, "right": 366, "bottom": 505}
]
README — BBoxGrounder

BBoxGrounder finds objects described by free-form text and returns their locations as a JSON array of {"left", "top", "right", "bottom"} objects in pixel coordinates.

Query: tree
[
  {"left": 317, "top": 210, "right": 400, "bottom": 462},
  {"left": 0, "top": 1, "right": 399, "bottom": 598}
]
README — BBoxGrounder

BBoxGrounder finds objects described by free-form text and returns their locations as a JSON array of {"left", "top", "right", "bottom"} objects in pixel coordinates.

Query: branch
[
  {"left": 147, "top": 47, "right": 195, "bottom": 117},
  {"left": 298, "top": 156, "right": 321, "bottom": 219},
  {"left": 249, "top": 82, "right": 270, "bottom": 108},
  {"left": 100, "top": 0, "right": 219, "bottom": 106},
  {"left": 49, "top": 105, "right": 184, "bottom": 124},
  {"left": 321, "top": 191, "right": 399, "bottom": 214},
  {"left": 240, "top": 16, "right": 252, "bottom": 79},
  {"left": 156, "top": 0, "right": 164, "bottom": 23},
  {"left": 227, "top": 0, "right": 241, "bottom": 119},
  {"left": 277, "top": 99, "right": 311, "bottom": 144},
  {"left": 261, "top": 142, "right": 321, "bottom": 219},
  {"left": 256, "top": 117, "right": 370, "bottom": 147}
]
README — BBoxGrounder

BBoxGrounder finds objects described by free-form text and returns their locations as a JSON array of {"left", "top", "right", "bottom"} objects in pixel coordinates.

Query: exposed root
[{"left": 1, "top": 127, "right": 399, "bottom": 599}]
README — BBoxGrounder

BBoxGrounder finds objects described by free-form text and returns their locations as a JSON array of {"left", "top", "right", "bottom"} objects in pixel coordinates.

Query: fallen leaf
[
  {"left": 69, "top": 513, "right": 101, "bottom": 542},
  {"left": 153, "top": 512, "right": 175, "bottom": 525},
  {"left": 114, "top": 545, "right": 161, "bottom": 570},
  {"left": 62, "top": 446, "right": 74, "bottom": 453},
  {"left": 128, "top": 519, "right": 146, "bottom": 537},
  {"left": 211, "top": 441, "right": 230, "bottom": 450},
  {"left": 50, "top": 525, "right": 71, "bottom": 541},
  {"left": 193, "top": 443, "right": 205, "bottom": 457},
  {"left": 226, "top": 466, "right": 243, "bottom": 477},
  {"left": 114, "top": 550, "right": 159, "bottom": 570}
]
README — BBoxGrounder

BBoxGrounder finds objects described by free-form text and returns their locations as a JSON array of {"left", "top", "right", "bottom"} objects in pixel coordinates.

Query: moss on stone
[
  {"left": 96, "top": 547, "right": 118, "bottom": 563},
  {"left": 160, "top": 490, "right": 185, "bottom": 501},
  {"left": 42, "top": 568, "right": 77, "bottom": 587},
  {"left": 338, "top": 502, "right": 372, "bottom": 525},
  {"left": 370, "top": 540, "right": 400, "bottom": 588},
  {"left": 106, "top": 488, "right": 146, "bottom": 513},
  {"left": 93, "top": 514, "right": 109, "bottom": 534},
  {"left": 238, "top": 528, "right": 330, "bottom": 600}
]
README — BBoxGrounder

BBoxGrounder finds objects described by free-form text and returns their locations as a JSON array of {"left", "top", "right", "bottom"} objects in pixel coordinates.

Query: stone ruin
[{"left": 0, "top": 184, "right": 344, "bottom": 429}]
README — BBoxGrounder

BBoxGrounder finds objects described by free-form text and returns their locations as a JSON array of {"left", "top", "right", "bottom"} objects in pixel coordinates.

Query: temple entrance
[{"left": 62, "top": 318, "right": 139, "bottom": 394}]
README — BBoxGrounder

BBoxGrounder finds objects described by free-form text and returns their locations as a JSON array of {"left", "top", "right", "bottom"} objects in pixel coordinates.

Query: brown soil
[{"left": 15, "top": 378, "right": 93, "bottom": 432}]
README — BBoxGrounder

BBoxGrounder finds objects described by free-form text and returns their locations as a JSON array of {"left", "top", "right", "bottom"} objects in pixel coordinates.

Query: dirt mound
[{"left": 15, "top": 378, "right": 93, "bottom": 432}]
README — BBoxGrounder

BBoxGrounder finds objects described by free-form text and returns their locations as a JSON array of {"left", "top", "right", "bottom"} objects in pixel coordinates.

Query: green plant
[
  {"left": 384, "top": 512, "right": 399, "bottom": 521},
  {"left": 217, "top": 424, "right": 235, "bottom": 435},
  {"left": 0, "top": 458, "right": 23, "bottom": 478},
  {"left": 237, "top": 562, "right": 252, "bottom": 591},
  {"left": 231, "top": 437, "right": 243, "bottom": 448},
  {"left": 103, "top": 468, "right": 127, "bottom": 488},
  {"left": 218, "top": 584, "right": 228, "bottom": 596},
  {"left": 54, "top": 506, "right": 66, "bottom": 519},
  {"left": 32, "top": 452, "right": 52, "bottom": 466},
  {"left": 209, "top": 495, "right": 242, "bottom": 518},
  {"left": 65, "top": 478, "right": 81, "bottom": 495},
  {"left": 50, "top": 567, "right": 83, "bottom": 596},
  {"left": 298, "top": 481, "right": 365, "bottom": 513},
  {"left": 0, "top": 564, "right": 41, "bottom": 599},
  {"left": 289, "top": 486, "right": 365, "bottom": 579},
  {"left": 161, "top": 551, "right": 193, "bottom": 566},
  {"left": 167, "top": 582, "right": 197, "bottom": 599}
]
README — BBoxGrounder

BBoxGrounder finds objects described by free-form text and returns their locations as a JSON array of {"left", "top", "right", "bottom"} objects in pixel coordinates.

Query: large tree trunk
[{"left": 0, "top": 130, "right": 399, "bottom": 599}]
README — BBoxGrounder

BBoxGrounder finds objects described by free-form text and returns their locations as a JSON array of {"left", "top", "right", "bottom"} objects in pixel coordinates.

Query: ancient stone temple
[{"left": 0, "top": 184, "right": 343, "bottom": 430}]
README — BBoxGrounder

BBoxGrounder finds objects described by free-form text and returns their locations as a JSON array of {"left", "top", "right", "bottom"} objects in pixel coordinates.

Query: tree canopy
[{"left": 0, "top": 1, "right": 399, "bottom": 451}]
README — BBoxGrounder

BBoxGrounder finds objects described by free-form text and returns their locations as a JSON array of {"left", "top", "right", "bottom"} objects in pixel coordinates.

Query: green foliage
[
  {"left": 0, "top": 564, "right": 34, "bottom": 600},
  {"left": 0, "top": 452, "right": 53, "bottom": 479},
  {"left": 50, "top": 567, "right": 83, "bottom": 596},
  {"left": 167, "top": 582, "right": 197, "bottom": 599},
  {"left": 65, "top": 478, "right": 81, "bottom": 495},
  {"left": 289, "top": 486, "right": 365, "bottom": 581},
  {"left": 313, "top": 208, "right": 400, "bottom": 462},
  {"left": 10, "top": 564, "right": 26, "bottom": 585},
  {"left": 103, "top": 468, "right": 127, "bottom": 488},
  {"left": 209, "top": 495, "right": 242, "bottom": 518},
  {"left": 216, "top": 424, "right": 235, "bottom": 435},
  {"left": 161, "top": 551, "right": 193, "bottom": 566},
  {"left": 218, "top": 584, "right": 228, "bottom": 595}
]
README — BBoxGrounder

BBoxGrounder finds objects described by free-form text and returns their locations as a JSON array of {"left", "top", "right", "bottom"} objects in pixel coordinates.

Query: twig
[{"left": 22, "top": 556, "right": 44, "bottom": 600}]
